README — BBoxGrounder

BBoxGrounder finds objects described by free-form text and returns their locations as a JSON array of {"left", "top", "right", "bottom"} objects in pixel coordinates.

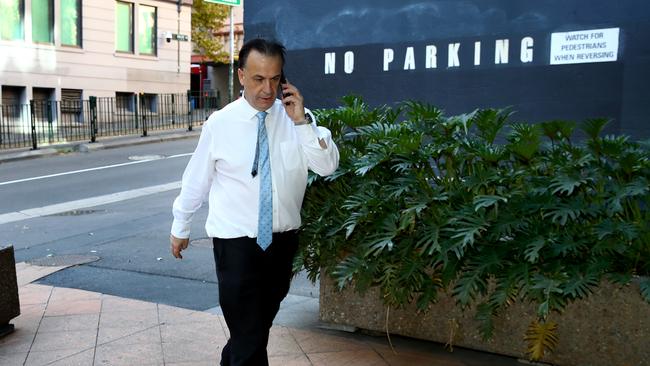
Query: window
[
  {"left": 60, "top": 0, "right": 81, "bottom": 47},
  {"left": 140, "top": 93, "right": 158, "bottom": 112},
  {"left": 61, "top": 89, "right": 82, "bottom": 114},
  {"left": 138, "top": 5, "right": 156, "bottom": 55},
  {"left": 32, "top": 0, "right": 53, "bottom": 44},
  {"left": 116, "top": 92, "right": 134, "bottom": 111},
  {"left": 115, "top": 1, "right": 133, "bottom": 53},
  {"left": 0, "top": 0, "right": 24, "bottom": 41},
  {"left": 61, "top": 89, "right": 83, "bottom": 124}
]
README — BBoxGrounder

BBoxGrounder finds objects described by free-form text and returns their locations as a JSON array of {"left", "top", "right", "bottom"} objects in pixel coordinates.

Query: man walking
[{"left": 169, "top": 38, "right": 339, "bottom": 365}]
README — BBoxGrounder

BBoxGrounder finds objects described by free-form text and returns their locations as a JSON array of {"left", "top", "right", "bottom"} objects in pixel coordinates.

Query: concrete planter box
[
  {"left": 320, "top": 272, "right": 649, "bottom": 366},
  {"left": 0, "top": 246, "right": 20, "bottom": 336}
]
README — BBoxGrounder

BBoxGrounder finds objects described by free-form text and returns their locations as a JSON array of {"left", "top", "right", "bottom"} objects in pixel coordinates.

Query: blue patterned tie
[{"left": 252, "top": 111, "right": 273, "bottom": 250}]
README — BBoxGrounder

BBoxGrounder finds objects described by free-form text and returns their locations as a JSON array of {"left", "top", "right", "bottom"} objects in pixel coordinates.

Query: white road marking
[
  {"left": 0, "top": 181, "right": 182, "bottom": 225},
  {"left": 0, "top": 152, "right": 193, "bottom": 186}
]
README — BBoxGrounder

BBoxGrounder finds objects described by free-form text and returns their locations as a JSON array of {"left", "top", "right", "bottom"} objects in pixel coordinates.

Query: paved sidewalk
[{"left": 0, "top": 263, "right": 523, "bottom": 366}]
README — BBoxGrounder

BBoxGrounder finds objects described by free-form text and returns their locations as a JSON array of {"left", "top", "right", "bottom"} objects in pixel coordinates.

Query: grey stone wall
[{"left": 320, "top": 273, "right": 649, "bottom": 366}]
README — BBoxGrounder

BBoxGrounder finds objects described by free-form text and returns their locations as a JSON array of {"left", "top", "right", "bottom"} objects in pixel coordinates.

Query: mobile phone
[{"left": 280, "top": 70, "right": 292, "bottom": 104}]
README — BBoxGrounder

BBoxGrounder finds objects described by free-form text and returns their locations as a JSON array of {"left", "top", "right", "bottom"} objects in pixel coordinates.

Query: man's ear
[{"left": 237, "top": 68, "right": 245, "bottom": 85}]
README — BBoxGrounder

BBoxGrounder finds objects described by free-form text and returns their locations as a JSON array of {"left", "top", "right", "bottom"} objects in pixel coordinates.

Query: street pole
[
  {"left": 228, "top": 6, "right": 234, "bottom": 103},
  {"left": 177, "top": 0, "right": 181, "bottom": 74}
]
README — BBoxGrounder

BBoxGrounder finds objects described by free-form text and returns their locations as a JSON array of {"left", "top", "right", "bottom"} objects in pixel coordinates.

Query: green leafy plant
[{"left": 297, "top": 96, "right": 650, "bottom": 361}]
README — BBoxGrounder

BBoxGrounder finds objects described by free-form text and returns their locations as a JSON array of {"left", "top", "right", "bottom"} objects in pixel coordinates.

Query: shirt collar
[{"left": 238, "top": 96, "right": 276, "bottom": 121}]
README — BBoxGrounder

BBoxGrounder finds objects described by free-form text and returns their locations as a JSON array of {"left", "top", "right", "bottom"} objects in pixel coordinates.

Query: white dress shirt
[{"left": 171, "top": 97, "right": 339, "bottom": 240}]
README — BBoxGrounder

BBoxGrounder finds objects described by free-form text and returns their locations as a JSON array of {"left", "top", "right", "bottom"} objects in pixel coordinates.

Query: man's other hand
[{"left": 170, "top": 235, "right": 189, "bottom": 259}]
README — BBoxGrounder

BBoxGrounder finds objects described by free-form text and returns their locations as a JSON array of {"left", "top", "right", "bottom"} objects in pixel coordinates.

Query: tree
[{"left": 192, "top": 0, "right": 230, "bottom": 63}]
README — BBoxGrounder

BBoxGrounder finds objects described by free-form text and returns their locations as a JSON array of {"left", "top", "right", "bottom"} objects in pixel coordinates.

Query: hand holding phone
[
  {"left": 280, "top": 71, "right": 292, "bottom": 105},
  {"left": 278, "top": 71, "right": 306, "bottom": 124}
]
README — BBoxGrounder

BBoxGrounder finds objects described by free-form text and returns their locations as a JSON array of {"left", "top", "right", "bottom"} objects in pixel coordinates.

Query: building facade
[
  {"left": 0, "top": 0, "right": 192, "bottom": 106},
  {"left": 245, "top": 0, "right": 650, "bottom": 139}
]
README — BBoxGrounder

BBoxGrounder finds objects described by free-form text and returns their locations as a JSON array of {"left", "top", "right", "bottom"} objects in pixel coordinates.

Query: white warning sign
[{"left": 550, "top": 28, "right": 620, "bottom": 65}]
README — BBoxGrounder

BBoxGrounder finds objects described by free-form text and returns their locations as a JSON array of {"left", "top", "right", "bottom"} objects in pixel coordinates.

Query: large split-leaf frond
[
  {"left": 525, "top": 320, "right": 559, "bottom": 361},
  {"left": 475, "top": 303, "right": 496, "bottom": 340},
  {"left": 640, "top": 278, "right": 650, "bottom": 303},
  {"left": 549, "top": 173, "right": 590, "bottom": 196},
  {"left": 580, "top": 118, "right": 610, "bottom": 140},
  {"left": 472, "top": 108, "right": 513, "bottom": 144},
  {"left": 562, "top": 270, "right": 600, "bottom": 299}
]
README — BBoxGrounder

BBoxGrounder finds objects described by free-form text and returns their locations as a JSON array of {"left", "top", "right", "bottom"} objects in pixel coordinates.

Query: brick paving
[{"left": 0, "top": 263, "right": 520, "bottom": 365}]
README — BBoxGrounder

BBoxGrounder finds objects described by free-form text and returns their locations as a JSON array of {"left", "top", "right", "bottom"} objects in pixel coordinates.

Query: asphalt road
[{"left": 0, "top": 138, "right": 318, "bottom": 310}]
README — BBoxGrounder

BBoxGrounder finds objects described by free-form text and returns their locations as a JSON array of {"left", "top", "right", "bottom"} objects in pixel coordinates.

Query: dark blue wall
[{"left": 244, "top": 0, "right": 650, "bottom": 138}]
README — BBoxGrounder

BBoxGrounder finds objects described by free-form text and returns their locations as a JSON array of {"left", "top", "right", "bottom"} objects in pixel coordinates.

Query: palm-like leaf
[
  {"left": 531, "top": 274, "right": 566, "bottom": 318},
  {"left": 580, "top": 117, "right": 610, "bottom": 140},
  {"left": 453, "top": 263, "right": 488, "bottom": 307},
  {"left": 473, "top": 195, "right": 508, "bottom": 211},
  {"left": 640, "top": 278, "right": 650, "bottom": 303},
  {"left": 548, "top": 173, "right": 590, "bottom": 196},
  {"left": 562, "top": 265, "right": 600, "bottom": 299},
  {"left": 524, "top": 237, "right": 545, "bottom": 263},
  {"left": 446, "top": 213, "right": 488, "bottom": 258},
  {"left": 472, "top": 108, "right": 512, "bottom": 143},
  {"left": 542, "top": 201, "right": 585, "bottom": 226},
  {"left": 525, "top": 320, "right": 559, "bottom": 361},
  {"left": 475, "top": 303, "right": 496, "bottom": 340},
  {"left": 415, "top": 222, "right": 441, "bottom": 256}
]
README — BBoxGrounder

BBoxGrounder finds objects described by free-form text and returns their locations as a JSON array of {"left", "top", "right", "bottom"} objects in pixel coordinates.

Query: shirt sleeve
[
  {"left": 294, "top": 109, "right": 340, "bottom": 177},
  {"left": 171, "top": 125, "right": 215, "bottom": 239}
]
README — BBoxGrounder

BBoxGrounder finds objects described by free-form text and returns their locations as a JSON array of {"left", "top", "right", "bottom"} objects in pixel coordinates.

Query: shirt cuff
[
  {"left": 295, "top": 122, "right": 323, "bottom": 144},
  {"left": 171, "top": 219, "right": 191, "bottom": 239}
]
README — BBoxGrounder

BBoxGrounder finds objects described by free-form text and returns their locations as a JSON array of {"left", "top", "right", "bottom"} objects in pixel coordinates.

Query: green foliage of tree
[
  {"left": 297, "top": 96, "right": 650, "bottom": 361},
  {"left": 192, "top": 0, "right": 230, "bottom": 63}
]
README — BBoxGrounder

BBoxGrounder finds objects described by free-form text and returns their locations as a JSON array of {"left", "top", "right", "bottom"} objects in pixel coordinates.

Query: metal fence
[{"left": 0, "top": 92, "right": 219, "bottom": 150}]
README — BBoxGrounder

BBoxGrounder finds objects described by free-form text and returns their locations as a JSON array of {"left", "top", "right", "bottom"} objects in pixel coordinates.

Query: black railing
[
  {"left": 0, "top": 104, "right": 32, "bottom": 149},
  {"left": 0, "top": 92, "right": 219, "bottom": 150}
]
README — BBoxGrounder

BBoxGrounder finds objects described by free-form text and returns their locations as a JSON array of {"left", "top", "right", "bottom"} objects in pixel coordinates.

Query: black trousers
[{"left": 212, "top": 231, "right": 299, "bottom": 366}]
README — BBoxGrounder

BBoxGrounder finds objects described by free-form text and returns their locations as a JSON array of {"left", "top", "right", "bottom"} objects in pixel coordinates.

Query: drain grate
[
  {"left": 128, "top": 154, "right": 166, "bottom": 161},
  {"left": 50, "top": 209, "right": 104, "bottom": 216},
  {"left": 190, "top": 238, "right": 213, "bottom": 248},
  {"left": 27, "top": 254, "right": 100, "bottom": 267}
]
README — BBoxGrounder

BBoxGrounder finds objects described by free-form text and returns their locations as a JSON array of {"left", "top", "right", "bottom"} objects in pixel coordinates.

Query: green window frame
[
  {"left": 138, "top": 5, "right": 156, "bottom": 55},
  {"left": 32, "top": 0, "right": 54, "bottom": 44},
  {"left": 60, "top": 0, "right": 81, "bottom": 47},
  {"left": 0, "top": 0, "right": 24, "bottom": 41},
  {"left": 115, "top": 1, "right": 133, "bottom": 53}
]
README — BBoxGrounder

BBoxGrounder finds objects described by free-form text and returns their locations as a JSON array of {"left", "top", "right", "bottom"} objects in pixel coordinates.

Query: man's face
[{"left": 238, "top": 50, "right": 283, "bottom": 111}]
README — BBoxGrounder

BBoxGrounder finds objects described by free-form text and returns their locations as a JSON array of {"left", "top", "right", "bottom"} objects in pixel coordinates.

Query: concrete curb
[
  {"left": 0, "top": 148, "right": 61, "bottom": 163},
  {"left": 0, "top": 128, "right": 202, "bottom": 164}
]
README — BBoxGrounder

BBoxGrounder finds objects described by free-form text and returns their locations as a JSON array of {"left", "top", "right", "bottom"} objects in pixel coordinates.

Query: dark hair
[{"left": 238, "top": 38, "right": 286, "bottom": 69}]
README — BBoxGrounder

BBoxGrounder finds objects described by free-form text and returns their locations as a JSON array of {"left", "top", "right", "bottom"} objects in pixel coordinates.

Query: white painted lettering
[
  {"left": 495, "top": 39, "right": 509, "bottom": 64},
  {"left": 560, "top": 42, "right": 608, "bottom": 51},
  {"left": 583, "top": 51, "right": 614, "bottom": 59},
  {"left": 344, "top": 51, "right": 354, "bottom": 74},
  {"left": 474, "top": 41, "right": 481, "bottom": 66},
  {"left": 404, "top": 46, "right": 416, "bottom": 70},
  {"left": 425, "top": 45, "right": 437, "bottom": 68},
  {"left": 448, "top": 43, "right": 460, "bottom": 68},
  {"left": 521, "top": 37, "right": 534, "bottom": 63},
  {"left": 565, "top": 33, "right": 589, "bottom": 41},
  {"left": 383, "top": 48, "right": 394, "bottom": 71},
  {"left": 324, "top": 52, "right": 336, "bottom": 74},
  {"left": 554, "top": 54, "right": 575, "bottom": 62}
]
